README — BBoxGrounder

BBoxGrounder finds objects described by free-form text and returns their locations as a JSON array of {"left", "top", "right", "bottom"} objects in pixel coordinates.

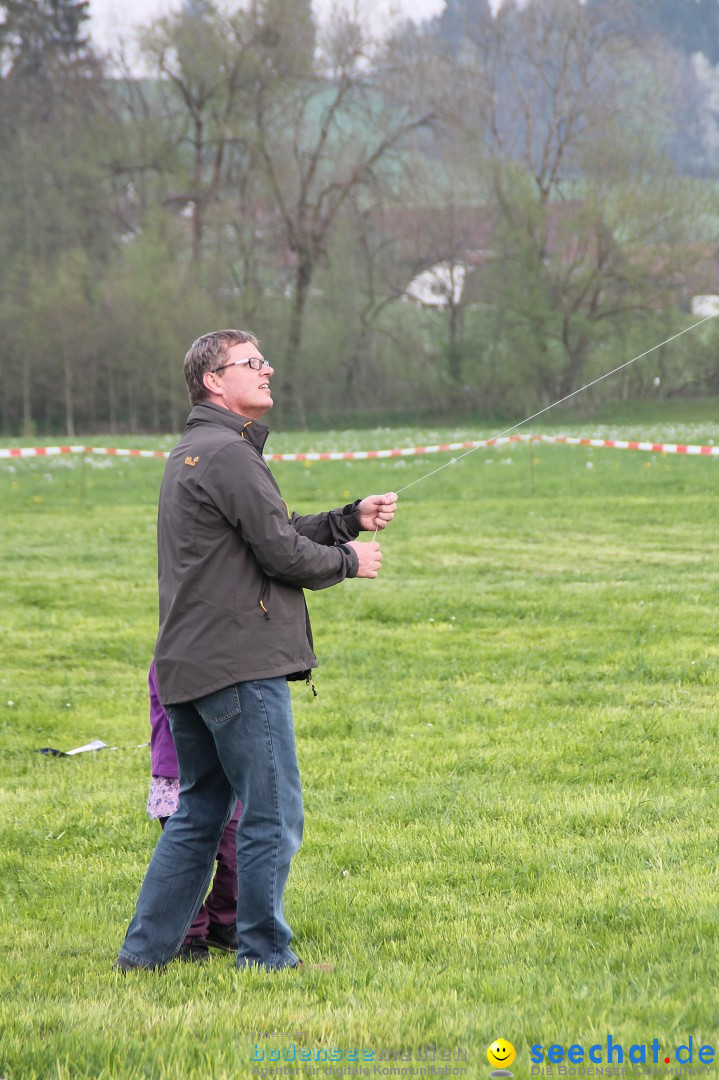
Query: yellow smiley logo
[{"left": 487, "top": 1040, "right": 516, "bottom": 1069}]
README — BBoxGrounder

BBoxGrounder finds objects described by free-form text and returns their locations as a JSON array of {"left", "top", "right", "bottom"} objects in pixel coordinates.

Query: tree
[
  {"left": 100, "top": 232, "right": 219, "bottom": 434},
  {"left": 252, "top": 8, "right": 433, "bottom": 426},
  {"left": 139, "top": 0, "right": 261, "bottom": 264},
  {"left": 0, "top": 0, "right": 109, "bottom": 434},
  {"left": 432, "top": 0, "right": 715, "bottom": 406},
  {"left": 0, "top": 0, "right": 94, "bottom": 84},
  {"left": 599, "top": 0, "right": 719, "bottom": 66}
]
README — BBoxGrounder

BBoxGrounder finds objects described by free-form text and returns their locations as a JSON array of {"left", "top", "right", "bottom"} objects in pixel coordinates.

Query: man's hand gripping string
[{"left": 346, "top": 492, "right": 399, "bottom": 579}]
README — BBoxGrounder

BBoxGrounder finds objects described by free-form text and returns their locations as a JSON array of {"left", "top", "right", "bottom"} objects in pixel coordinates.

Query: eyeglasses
[{"left": 211, "top": 357, "right": 271, "bottom": 373}]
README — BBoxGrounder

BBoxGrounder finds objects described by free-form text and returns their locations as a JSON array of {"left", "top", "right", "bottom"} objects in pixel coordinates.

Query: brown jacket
[{"left": 154, "top": 403, "right": 360, "bottom": 704}]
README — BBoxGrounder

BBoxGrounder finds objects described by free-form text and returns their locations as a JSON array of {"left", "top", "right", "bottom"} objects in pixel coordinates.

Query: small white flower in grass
[
  {"left": 65, "top": 703, "right": 71, "bottom": 708},
  {"left": 389, "top": 796, "right": 395, "bottom": 800},
  {"left": 586, "top": 461, "right": 594, "bottom": 469},
  {"left": 426, "top": 722, "right": 433, "bottom": 727},
  {"left": 428, "top": 618, "right": 434, "bottom": 623},
  {"left": 342, "top": 869, "right": 349, "bottom": 877},
  {"left": 7, "top": 700, "right": 14, "bottom": 706}
]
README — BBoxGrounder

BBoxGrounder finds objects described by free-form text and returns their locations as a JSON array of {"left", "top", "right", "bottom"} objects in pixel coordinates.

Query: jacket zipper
[{"left": 259, "top": 576, "right": 271, "bottom": 620}]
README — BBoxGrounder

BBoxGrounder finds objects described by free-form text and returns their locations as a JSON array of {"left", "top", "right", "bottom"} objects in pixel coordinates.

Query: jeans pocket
[{"left": 194, "top": 684, "right": 242, "bottom": 725}]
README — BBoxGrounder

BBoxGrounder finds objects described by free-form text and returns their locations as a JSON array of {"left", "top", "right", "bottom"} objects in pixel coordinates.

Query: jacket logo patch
[{"left": 184, "top": 456, "right": 199, "bottom": 467}]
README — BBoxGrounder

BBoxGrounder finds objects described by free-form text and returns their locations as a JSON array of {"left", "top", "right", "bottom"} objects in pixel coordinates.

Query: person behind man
[
  {"left": 146, "top": 659, "right": 242, "bottom": 961},
  {"left": 116, "top": 329, "right": 397, "bottom": 971}
]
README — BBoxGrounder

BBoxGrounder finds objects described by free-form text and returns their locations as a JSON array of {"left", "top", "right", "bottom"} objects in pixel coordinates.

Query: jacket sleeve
[
  {"left": 289, "top": 501, "right": 362, "bottom": 545},
  {"left": 148, "top": 661, "right": 179, "bottom": 778},
  {"left": 203, "top": 442, "right": 359, "bottom": 585}
]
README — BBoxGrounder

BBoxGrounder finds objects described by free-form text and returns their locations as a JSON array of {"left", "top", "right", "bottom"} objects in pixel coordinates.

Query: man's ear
[{"left": 203, "top": 370, "right": 222, "bottom": 397}]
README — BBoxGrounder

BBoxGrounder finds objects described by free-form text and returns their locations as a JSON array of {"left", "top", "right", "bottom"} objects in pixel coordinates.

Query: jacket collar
[{"left": 186, "top": 401, "right": 269, "bottom": 453}]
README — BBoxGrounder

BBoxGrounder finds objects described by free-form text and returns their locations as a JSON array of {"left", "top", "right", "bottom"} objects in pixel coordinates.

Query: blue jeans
[{"left": 118, "top": 677, "right": 303, "bottom": 970}]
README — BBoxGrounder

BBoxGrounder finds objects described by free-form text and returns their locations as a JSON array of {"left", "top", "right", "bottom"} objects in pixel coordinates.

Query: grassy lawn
[{"left": 1, "top": 418, "right": 718, "bottom": 1079}]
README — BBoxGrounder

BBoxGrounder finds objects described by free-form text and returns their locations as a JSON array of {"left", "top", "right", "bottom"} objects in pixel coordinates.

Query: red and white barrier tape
[
  {"left": 532, "top": 433, "right": 719, "bottom": 456},
  {"left": 266, "top": 435, "right": 524, "bottom": 462},
  {"left": 0, "top": 433, "right": 717, "bottom": 462},
  {"left": 0, "top": 445, "right": 169, "bottom": 460}
]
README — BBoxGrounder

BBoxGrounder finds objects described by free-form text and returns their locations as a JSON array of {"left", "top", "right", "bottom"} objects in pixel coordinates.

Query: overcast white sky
[{"left": 88, "top": 0, "right": 448, "bottom": 56}]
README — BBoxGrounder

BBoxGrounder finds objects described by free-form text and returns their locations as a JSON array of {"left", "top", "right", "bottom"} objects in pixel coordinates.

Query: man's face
[{"left": 208, "top": 341, "right": 274, "bottom": 420}]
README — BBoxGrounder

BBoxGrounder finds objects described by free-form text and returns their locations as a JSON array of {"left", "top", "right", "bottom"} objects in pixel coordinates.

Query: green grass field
[{"left": 1, "top": 417, "right": 718, "bottom": 1079}]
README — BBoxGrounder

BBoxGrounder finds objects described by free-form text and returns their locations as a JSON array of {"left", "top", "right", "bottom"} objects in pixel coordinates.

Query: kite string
[
  {"left": 358, "top": 312, "right": 716, "bottom": 644},
  {"left": 387, "top": 311, "right": 719, "bottom": 498}
]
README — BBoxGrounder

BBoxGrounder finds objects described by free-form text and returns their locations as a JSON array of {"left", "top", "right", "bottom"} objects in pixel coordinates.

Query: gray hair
[{"left": 184, "top": 329, "right": 259, "bottom": 406}]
